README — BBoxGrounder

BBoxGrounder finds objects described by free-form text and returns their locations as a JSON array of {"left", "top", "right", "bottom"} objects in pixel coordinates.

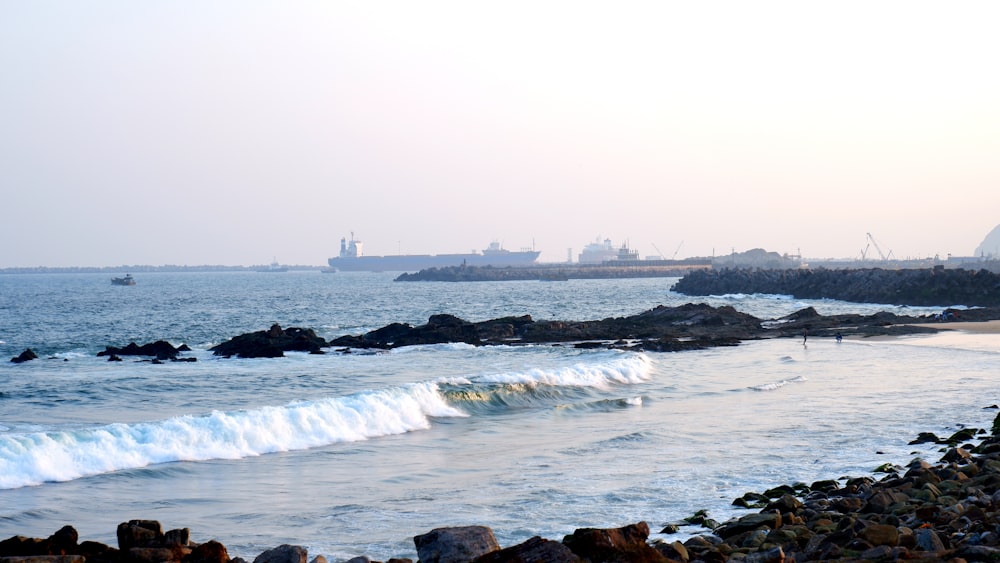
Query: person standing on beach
[{"left": 802, "top": 328, "right": 808, "bottom": 345}]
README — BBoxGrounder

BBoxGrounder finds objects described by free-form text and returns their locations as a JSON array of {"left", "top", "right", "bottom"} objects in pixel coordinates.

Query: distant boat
[
  {"left": 327, "top": 233, "right": 540, "bottom": 272},
  {"left": 258, "top": 259, "right": 288, "bottom": 272},
  {"left": 111, "top": 274, "right": 136, "bottom": 286}
]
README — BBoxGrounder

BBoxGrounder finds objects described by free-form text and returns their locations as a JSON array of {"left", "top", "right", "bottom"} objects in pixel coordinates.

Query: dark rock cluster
[
  {"left": 328, "top": 303, "right": 944, "bottom": 352},
  {"left": 209, "top": 324, "right": 328, "bottom": 358},
  {"left": 672, "top": 267, "right": 1000, "bottom": 307},
  {"left": 97, "top": 341, "right": 192, "bottom": 361},
  {"left": 11, "top": 300, "right": 1000, "bottom": 365}
]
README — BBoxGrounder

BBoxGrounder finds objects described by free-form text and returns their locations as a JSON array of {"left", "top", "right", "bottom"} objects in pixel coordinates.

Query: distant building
[{"left": 578, "top": 238, "right": 618, "bottom": 264}]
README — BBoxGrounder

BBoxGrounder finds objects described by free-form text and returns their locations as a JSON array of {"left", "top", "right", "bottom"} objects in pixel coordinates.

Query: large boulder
[
  {"left": 253, "top": 544, "right": 307, "bottom": 563},
  {"left": 413, "top": 526, "right": 500, "bottom": 563},
  {"left": 562, "top": 522, "right": 666, "bottom": 562}
]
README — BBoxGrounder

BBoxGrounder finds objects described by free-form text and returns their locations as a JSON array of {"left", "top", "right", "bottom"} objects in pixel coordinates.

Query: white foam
[
  {"left": 0, "top": 381, "right": 465, "bottom": 490},
  {"left": 475, "top": 353, "right": 651, "bottom": 389},
  {"left": 749, "top": 375, "right": 807, "bottom": 392}
]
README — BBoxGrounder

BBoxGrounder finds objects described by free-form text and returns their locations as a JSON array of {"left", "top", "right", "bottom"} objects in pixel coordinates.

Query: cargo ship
[{"left": 326, "top": 234, "right": 541, "bottom": 272}]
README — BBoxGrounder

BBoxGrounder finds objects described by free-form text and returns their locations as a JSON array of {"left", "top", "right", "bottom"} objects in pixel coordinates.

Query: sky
[{"left": 2, "top": 1, "right": 999, "bottom": 268}]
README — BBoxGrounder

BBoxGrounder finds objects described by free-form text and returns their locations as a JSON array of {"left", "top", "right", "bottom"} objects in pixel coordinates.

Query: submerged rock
[{"left": 10, "top": 348, "right": 38, "bottom": 363}]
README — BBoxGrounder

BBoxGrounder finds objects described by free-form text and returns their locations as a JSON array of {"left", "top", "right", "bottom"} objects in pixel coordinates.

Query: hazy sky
[{"left": 2, "top": 1, "right": 998, "bottom": 267}]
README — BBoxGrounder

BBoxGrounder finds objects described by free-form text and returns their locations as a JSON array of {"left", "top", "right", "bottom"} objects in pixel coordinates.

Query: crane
[
  {"left": 672, "top": 240, "right": 684, "bottom": 259},
  {"left": 651, "top": 243, "right": 666, "bottom": 260},
  {"left": 866, "top": 233, "right": 894, "bottom": 261}
]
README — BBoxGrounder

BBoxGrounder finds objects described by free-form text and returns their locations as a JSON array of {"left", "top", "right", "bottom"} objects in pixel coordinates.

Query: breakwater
[
  {"left": 394, "top": 262, "right": 711, "bottom": 282},
  {"left": 672, "top": 267, "right": 1000, "bottom": 307}
]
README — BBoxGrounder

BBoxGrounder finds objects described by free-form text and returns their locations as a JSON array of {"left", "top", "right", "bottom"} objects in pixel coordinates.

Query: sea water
[{"left": 1, "top": 272, "right": 997, "bottom": 561}]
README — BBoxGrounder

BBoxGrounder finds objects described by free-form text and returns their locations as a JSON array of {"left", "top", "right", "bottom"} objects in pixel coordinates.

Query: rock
[
  {"left": 98, "top": 341, "right": 181, "bottom": 360},
  {"left": 739, "top": 545, "right": 783, "bottom": 563},
  {"left": 713, "top": 512, "right": 781, "bottom": 541},
  {"left": 0, "top": 537, "right": 47, "bottom": 557},
  {"left": 252, "top": 545, "right": 307, "bottom": 563},
  {"left": 211, "top": 325, "right": 328, "bottom": 358},
  {"left": 186, "top": 540, "right": 229, "bottom": 563},
  {"left": 413, "top": 526, "right": 500, "bottom": 563},
  {"left": 651, "top": 539, "right": 688, "bottom": 561},
  {"left": 913, "top": 528, "right": 946, "bottom": 552},
  {"left": 473, "top": 536, "right": 580, "bottom": 562},
  {"left": 10, "top": 349, "right": 38, "bottom": 363},
  {"left": 307, "top": 556, "right": 326, "bottom": 563},
  {"left": 858, "top": 523, "right": 899, "bottom": 546},
  {"left": 126, "top": 546, "right": 190, "bottom": 563},
  {"left": 117, "top": 520, "right": 163, "bottom": 551},
  {"left": 561, "top": 522, "right": 666, "bottom": 562}
]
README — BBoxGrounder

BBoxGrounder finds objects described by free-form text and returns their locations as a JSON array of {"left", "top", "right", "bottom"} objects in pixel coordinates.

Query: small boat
[
  {"left": 111, "top": 274, "right": 136, "bottom": 286},
  {"left": 258, "top": 259, "right": 288, "bottom": 272}
]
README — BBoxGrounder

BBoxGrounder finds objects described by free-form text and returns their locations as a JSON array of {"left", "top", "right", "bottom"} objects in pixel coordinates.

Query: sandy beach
[{"left": 905, "top": 319, "right": 1000, "bottom": 334}]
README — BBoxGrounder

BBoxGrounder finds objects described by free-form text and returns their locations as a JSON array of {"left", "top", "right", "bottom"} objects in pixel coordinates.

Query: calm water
[{"left": 1, "top": 272, "right": 996, "bottom": 561}]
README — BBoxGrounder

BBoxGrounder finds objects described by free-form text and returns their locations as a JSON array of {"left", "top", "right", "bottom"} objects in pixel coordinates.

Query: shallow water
[{"left": 1, "top": 272, "right": 994, "bottom": 561}]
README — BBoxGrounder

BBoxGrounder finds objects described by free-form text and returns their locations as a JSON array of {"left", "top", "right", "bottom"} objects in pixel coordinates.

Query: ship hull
[{"left": 327, "top": 251, "right": 540, "bottom": 272}]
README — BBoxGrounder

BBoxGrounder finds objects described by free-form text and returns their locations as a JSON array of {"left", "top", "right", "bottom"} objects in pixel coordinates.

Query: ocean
[{"left": 1, "top": 272, "right": 997, "bottom": 562}]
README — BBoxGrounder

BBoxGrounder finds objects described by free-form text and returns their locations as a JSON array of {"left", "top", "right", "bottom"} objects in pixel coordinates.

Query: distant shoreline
[{"left": 0, "top": 265, "right": 329, "bottom": 274}]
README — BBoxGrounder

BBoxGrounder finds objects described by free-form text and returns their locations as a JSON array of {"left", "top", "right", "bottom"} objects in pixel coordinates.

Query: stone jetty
[
  {"left": 672, "top": 267, "right": 1000, "bottom": 307},
  {"left": 394, "top": 262, "right": 711, "bottom": 282}
]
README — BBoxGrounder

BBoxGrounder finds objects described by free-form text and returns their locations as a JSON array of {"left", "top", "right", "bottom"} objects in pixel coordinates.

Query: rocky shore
[
  {"left": 12, "top": 302, "right": 1000, "bottom": 363},
  {"left": 6, "top": 412, "right": 1000, "bottom": 563}
]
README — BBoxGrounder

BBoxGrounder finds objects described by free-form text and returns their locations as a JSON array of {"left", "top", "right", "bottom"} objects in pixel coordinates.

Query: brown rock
[
  {"left": 0, "top": 537, "right": 47, "bottom": 557},
  {"left": 185, "top": 540, "right": 229, "bottom": 563},
  {"left": 128, "top": 546, "right": 191, "bottom": 563},
  {"left": 562, "top": 522, "right": 667, "bottom": 562},
  {"left": 858, "top": 524, "right": 898, "bottom": 547},
  {"left": 117, "top": 521, "right": 163, "bottom": 551}
]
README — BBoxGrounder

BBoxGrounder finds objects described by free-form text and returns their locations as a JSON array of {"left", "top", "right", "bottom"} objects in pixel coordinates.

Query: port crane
[
  {"left": 651, "top": 241, "right": 684, "bottom": 261},
  {"left": 865, "top": 232, "right": 894, "bottom": 261}
]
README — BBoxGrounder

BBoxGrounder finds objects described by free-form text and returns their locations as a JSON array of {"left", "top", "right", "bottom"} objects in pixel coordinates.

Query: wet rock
[
  {"left": 186, "top": 540, "right": 229, "bottom": 563},
  {"left": 117, "top": 520, "right": 163, "bottom": 551},
  {"left": 10, "top": 349, "right": 38, "bottom": 363},
  {"left": 562, "top": 522, "right": 666, "bottom": 562},
  {"left": 98, "top": 341, "right": 181, "bottom": 360}
]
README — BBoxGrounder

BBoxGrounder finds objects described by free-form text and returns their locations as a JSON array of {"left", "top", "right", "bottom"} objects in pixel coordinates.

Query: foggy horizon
[{"left": 3, "top": 2, "right": 999, "bottom": 269}]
